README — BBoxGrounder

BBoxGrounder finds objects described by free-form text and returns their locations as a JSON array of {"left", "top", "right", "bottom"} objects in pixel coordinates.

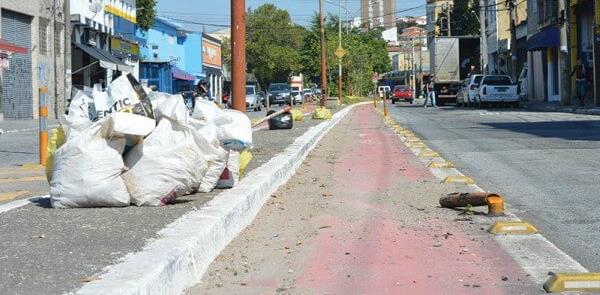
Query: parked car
[
  {"left": 314, "top": 88, "right": 322, "bottom": 99},
  {"left": 391, "top": 85, "right": 413, "bottom": 104},
  {"left": 378, "top": 86, "right": 391, "bottom": 99},
  {"left": 291, "top": 90, "right": 303, "bottom": 105},
  {"left": 246, "top": 85, "right": 262, "bottom": 111},
  {"left": 303, "top": 89, "right": 314, "bottom": 101},
  {"left": 475, "top": 75, "right": 519, "bottom": 108},
  {"left": 457, "top": 74, "right": 483, "bottom": 107},
  {"left": 267, "top": 83, "right": 291, "bottom": 106}
]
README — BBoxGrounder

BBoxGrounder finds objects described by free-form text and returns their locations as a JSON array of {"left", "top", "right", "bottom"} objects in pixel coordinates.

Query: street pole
[
  {"left": 52, "top": 0, "right": 58, "bottom": 119},
  {"left": 319, "top": 0, "right": 328, "bottom": 107},
  {"left": 338, "top": 0, "right": 342, "bottom": 105},
  {"left": 231, "top": 0, "right": 247, "bottom": 112},
  {"left": 64, "top": 0, "right": 72, "bottom": 108},
  {"left": 508, "top": 0, "right": 518, "bottom": 80},
  {"left": 411, "top": 38, "right": 416, "bottom": 99},
  {"left": 558, "top": 0, "right": 571, "bottom": 105},
  {"left": 479, "top": 0, "right": 488, "bottom": 73}
]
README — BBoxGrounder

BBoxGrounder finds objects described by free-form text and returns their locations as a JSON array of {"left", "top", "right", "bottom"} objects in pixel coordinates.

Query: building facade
[
  {"left": 360, "top": 0, "right": 396, "bottom": 30},
  {"left": 70, "top": 0, "right": 133, "bottom": 90},
  {"left": 201, "top": 33, "right": 223, "bottom": 102},
  {"left": 0, "top": 0, "right": 66, "bottom": 120},
  {"left": 485, "top": 0, "right": 511, "bottom": 75},
  {"left": 137, "top": 17, "right": 202, "bottom": 94}
]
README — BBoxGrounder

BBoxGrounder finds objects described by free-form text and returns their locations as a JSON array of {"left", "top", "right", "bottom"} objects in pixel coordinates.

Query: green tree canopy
[
  {"left": 136, "top": 0, "right": 157, "bottom": 31},
  {"left": 246, "top": 4, "right": 306, "bottom": 88}
]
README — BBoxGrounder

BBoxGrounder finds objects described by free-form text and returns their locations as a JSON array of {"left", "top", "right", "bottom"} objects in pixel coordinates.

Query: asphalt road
[{"left": 389, "top": 102, "right": 600, "bottom": 271}]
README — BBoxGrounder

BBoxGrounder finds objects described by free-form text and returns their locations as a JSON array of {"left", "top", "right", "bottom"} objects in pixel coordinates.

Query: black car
[{"left": 267, "top": 83, "right": 291, "bottom": 106}]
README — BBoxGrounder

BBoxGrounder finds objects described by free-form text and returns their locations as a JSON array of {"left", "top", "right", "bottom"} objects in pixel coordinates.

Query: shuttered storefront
[{"left": 1, "top": 10, "right": 32, "bottom": 119}]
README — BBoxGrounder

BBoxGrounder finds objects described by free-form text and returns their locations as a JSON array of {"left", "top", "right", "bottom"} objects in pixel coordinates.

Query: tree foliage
[
  {"left": 246, "top": 4, "right": 305, "bottom": 88},
  {"left": 437, "top": 0, "right": 480, "bottom": 36},
  {"left": 136, "top": 0, "right": 157, "bottom": 31},
  {"left": 237, "top": 4, "right": 391, "bottom": 96}
]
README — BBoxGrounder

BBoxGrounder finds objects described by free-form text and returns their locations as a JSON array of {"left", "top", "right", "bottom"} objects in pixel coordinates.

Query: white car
[
  {"left": 246, "top": 85, "right": 262, "bottom": 111},
  {"left": 378, "top": 86, "right": 391, "bottom": 99},
  {"left": 475, "top": 75, "right": 519, "bottom": 108},
  {"left": 291, "top": 90, "right": 303, "bottom": 105}
]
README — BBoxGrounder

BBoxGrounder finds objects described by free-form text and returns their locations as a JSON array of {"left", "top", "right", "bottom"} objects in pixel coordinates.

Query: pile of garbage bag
[{"left": 48, "top": 74, "right": 253, "bottom": 208}]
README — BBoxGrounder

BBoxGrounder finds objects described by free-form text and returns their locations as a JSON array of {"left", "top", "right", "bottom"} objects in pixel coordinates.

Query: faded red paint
[{"left": 294, "top": 106, "right": 528, "bottom": 294}]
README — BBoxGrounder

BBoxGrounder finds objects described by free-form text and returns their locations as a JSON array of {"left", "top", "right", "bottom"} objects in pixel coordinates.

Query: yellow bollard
[{"left": 39, "top": 87, "right": 49, "bottom": 166}]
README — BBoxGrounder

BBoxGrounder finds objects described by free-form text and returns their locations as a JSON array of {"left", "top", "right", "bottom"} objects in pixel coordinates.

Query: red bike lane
[{"left": 193, "top": 105, "right": 538, "bottom": 295}]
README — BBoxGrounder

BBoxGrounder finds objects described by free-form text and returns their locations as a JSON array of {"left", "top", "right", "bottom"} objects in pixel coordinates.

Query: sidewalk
[
  {"left": 0, "top": 105, "right": 340, "bottom": 294},
  {"left": 188, "top": 105, "right": 539, "bottom": 294},
  {"left": 522, "top": 101, "right": 600, "bottom": 115}
]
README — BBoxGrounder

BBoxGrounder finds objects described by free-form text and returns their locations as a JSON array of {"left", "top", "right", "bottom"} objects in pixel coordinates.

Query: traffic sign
[{"left": 335, "top": 46, "right": 348, "bottom": 58}]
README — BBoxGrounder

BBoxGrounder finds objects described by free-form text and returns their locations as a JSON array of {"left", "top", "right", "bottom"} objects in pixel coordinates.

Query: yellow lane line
[{"left": 0, "top": 191, "right": 30, "bottom": 202}]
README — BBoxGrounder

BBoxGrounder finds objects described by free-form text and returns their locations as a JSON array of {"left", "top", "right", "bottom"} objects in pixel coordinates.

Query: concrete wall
[{"left": 0, "top": 0, "right": 66, "bottom": 119}]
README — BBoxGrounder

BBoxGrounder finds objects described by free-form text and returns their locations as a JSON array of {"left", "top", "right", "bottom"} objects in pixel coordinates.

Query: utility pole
[
  {"left": 319, "top": 0, "right": 328, "bottom": 107},
  {"left": 558, "top": 0, "right": 571, "bottom": 104},
  {"left": 231, "top": 0, "right": 247, "bottom": 112},
  {"left": 337, "top": 0, "right": 343, "bottom": 104},
  {"left": 52, "top": 0, "right": 58, "bottom": 119},
  {"left": 64, "top": 0, "right": 72, "bottom": 107},
  {"left": 411, "top": 38, "right": 416, "bottom": 99},
  {"left": 508, "top": 0, "right": 518, "bottom": 80},
  {"left": 479, "top": 0, "right": 488, "bottom": 73}
]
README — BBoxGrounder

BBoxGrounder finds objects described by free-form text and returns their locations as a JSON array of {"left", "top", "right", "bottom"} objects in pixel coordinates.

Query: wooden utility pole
[
  {"left": 231, "top": 0, "right": 247, "bottom": 112},
  {"left": 319, "top": 0, "right": 328, "bottom": 107}
]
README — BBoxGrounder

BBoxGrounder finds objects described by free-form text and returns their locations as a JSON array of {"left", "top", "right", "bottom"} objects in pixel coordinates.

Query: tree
[
  {"left": 437, "top": 0, "right": 480, "bottom": 36},
  {"left": 246, "top": 4, "right": 307, "bottom": 88},
  {"left": 136, "top": 0, "right": 157, "bottom": 31}
]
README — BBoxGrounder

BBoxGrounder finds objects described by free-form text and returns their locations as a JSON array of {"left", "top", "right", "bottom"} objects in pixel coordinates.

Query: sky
[{"left": 157, "top": 0, "right": 425, "bottom": 32}]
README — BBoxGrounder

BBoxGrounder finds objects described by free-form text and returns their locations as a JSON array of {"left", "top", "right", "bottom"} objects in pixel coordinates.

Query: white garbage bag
[
  {"left": 189, "top": 119, "right": 228, "bottom": 193},
  {"left": 64, "top": 90, "right": 95, "bottom": 139},
  {"left": 95, "top": 74, "right": 154, "bottom": 119},
  {"left": 216, "top": 151, "right": 240, "bottom": 189},
  {"left": 123, "top": 98, "right": 225, "bottom": 206},
  {"left": 50, "top": 119, "right": 128, "bottom": 208},
  {"left": 214, "top": 110, "right": 253, "bottom": 151},
  {"left": 192, "top": 100, "right": 222, "bottom": 122}
]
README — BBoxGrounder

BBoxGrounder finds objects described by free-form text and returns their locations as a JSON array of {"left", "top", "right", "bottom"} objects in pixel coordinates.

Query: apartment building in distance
[{"left": 360, "top": 0, "right": 396, "bottom": 30}]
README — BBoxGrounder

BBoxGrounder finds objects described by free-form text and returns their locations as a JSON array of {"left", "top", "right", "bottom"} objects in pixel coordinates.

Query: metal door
[{"left": 1, "top": 10, "right": 32, "bottom": 119}]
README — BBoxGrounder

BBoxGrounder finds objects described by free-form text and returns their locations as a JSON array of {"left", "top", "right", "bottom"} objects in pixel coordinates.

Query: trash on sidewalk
[
  {"left": 216, "top": 151, "right": 240, "bottom": 189},
  {"left": 290, "top": 109, "right": 304, "bottom": 121},
  {"left": 312, "top": 107, "right": 332, "bottom": 120},
  {"left": 267, "top": 109, "right": 293, "bottom": 130},
  {"left": 49, "top": 74, "right": 253, "bottom": 208},
  {"left": 45, "top": 128, "right": 66, "bottom": 182},
  {"left": 439, "top": 192, "right": 505, "bottom": 216}
]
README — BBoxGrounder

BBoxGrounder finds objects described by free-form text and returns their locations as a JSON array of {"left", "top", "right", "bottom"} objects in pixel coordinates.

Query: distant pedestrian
[
  {"left": 423, "top": 79, "right": 437, "bottom": 108},
  {"left": 571, "top": 59, "right": 587, "bottom": 106}
]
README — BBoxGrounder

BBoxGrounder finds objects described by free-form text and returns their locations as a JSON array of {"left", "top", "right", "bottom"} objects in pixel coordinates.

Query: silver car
[{"left": 246, "top": 85, "right": 262, "bottom": 111}]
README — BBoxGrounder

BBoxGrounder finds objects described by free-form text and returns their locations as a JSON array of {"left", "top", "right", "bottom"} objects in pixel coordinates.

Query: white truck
[
  {"left": 429, "top": 37, "right": 481, "bottom": 105},
  {"left": 475, "top": 75, "right": 519, "bottom": 108}
]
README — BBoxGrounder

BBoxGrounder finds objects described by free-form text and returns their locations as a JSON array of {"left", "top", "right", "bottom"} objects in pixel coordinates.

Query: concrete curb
[
  {"left": 379, "top": 109, "right": 588, "bottom": 285},
  {"left": 75, "top": 102, "right": 368, "bottom": 295}
]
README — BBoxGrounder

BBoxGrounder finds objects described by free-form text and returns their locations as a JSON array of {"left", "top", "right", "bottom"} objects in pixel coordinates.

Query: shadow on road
[{"left": 481, "top": 120, "right": 600, "bottom": 141}]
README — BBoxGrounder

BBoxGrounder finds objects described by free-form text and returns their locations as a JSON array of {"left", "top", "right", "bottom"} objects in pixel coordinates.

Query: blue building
[{"left": 136, "top": 17, "right": 202, "bottom": 93}]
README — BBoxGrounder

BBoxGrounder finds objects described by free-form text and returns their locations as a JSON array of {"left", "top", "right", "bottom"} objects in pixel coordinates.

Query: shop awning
[
  {"left": 73, "top": 42, "right": 132, "bottom": 72},
  {"left": 172, "top": 67, "right": 195, "bottom": 81},
  {"left": 527, "top": 27, "right": 560, "bottom": 51},
  {"left": 0, "top": 38, "right": 27, "bottom": 54}
]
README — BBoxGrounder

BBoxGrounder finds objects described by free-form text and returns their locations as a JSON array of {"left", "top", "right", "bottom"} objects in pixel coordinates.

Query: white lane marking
[
  {"left": 0, "top": 124, "right": 60, "bottom": 135},
  {"left": 0, "top": 195, "right": 49, "bottom": 214}
]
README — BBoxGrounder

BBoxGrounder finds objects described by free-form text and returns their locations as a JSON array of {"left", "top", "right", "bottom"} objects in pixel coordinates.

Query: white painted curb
[{"left": 75, "top": 102, "right": 368, "bottom": 295}]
